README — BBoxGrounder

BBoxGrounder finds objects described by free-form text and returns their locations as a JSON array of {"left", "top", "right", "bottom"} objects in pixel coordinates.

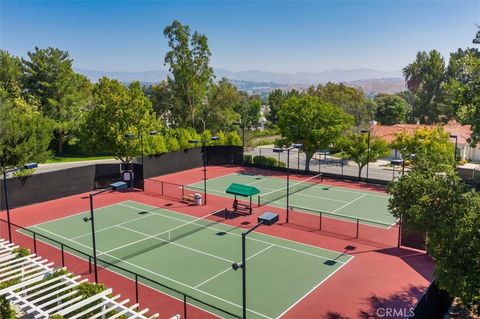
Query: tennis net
[
  {"left": 144, "top": 179, "right": 204, "bottom": 202},
  {"left": 97, "top": 208, "right": 227, "bottom": 265},
  {"left": 257, "top": 173, "right": 323, "bottom": 206}
]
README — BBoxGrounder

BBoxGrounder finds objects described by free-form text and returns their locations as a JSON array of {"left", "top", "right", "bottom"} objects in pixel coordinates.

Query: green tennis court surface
[
  {"left": 189, "top": 172, "right": 395, "bottom": 227},
  {"left": 22, "top": 200, "right": 352, "bottom": 319}
]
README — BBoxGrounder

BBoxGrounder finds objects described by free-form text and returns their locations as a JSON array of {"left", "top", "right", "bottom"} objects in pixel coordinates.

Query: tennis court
[
  {"left": 21, "top": 200, "right": 352, "bottom": 319},
  {"left": 187, "top": 172, "right": 395, "bottom": 228}
]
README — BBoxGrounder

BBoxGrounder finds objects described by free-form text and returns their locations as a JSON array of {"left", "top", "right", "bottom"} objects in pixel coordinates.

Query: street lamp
[
  {"left": 361, "top": 129, "right": 371, "bottom": 183},
  {"left": 83, "top": 181, "right": 128, "bottom": 283},
  {"left": 449, "top": 135, "right": 458, "bottom": 165},
  {"left": 189, "top": 136, "right": 219, "bottom": 205},
  {"left": 272, "top": 143, "right": 302, "bottom": 223},
  {"left": 2, "top": 163, "right": 38, "bottom": 242},
  {"left": 232, "top": 212, "right": 279, "bottom": 319}
]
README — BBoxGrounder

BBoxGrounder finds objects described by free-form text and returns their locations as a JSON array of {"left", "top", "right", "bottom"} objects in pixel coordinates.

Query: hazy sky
[{"left": 1, "top": 0, "right": 478, "bottom": 73}]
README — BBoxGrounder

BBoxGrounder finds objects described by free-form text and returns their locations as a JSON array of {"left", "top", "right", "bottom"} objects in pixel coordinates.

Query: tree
[
  {"left": 444, "top": 29, "right": 480, "bottom": 144},
  {"left": 143, "top": 81, "right": 174, "bottom": 123},
  {"left": 337, "top": 133, "right": 390, "bottom": 179},
  {"left": 313, "top": 82, "right": 375, "bottom": 128},
  {"left": 22, "top": 47, "right": 92, "bottom": 154},
  {"left": 0, "top": 50, "right": 23, "bottom": 98},
  {"left": 82, "top": 78, "right": 164, "bottom": 162},
  {"left": 387, "top": 168, "right": 480, "bottom": 311},
  {"left": 374, "top": 93, "right": 411, "bottom": 125},
  {"left": 0, "top": 90, "right": 53, "bottom": 170},
  {"left": 391, "top": 126, "right": 455, "bottom": 171},
  {"left": 266, "top": 89, "right": 285, "bottom": 125},
  {"left": 202, "top": 78, "right": 243, "bottom": 131},
  {"left": 277, "top": 95, "right": 353, "bottom": 171},
  {"left": 235, "top": 95, "right": 261, "bottom": 130},
  {"left": 403, "top": 50, "right": 449, "bottom": 124},
  {"left": 163, "top": 20, "right": 214, "bottom": 129}
]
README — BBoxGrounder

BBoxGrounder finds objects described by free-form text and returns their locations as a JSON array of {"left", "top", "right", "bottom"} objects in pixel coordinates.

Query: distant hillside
[
  {"left": 75, "top": 68, "right": 405, "bottom": 96},
  {"left": 344, "top": 78, "right": 406, "bottom": 96}
]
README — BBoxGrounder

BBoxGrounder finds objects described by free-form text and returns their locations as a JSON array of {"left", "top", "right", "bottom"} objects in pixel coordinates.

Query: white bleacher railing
[{"left": 0, "top": 238, "right": 167, "bottom": 319}]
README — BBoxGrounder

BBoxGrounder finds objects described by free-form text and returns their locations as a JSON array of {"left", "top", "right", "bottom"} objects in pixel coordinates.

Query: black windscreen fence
[
  {"left": 409, "top": 281, "right": 451, "bottom": 319},
  {"left": 1, "top": 165, "right": 96, "bottom": 210},
  {"left": 2, "top": 146, "right": 242, "bottom": 209}
]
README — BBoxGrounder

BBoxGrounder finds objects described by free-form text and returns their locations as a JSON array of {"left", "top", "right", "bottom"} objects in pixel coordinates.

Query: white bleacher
[{"left": 0, "top": 238, "right": 166, "bottom": 319}]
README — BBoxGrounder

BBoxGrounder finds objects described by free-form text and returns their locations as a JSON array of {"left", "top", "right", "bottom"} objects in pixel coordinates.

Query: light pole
[
  {"left": 83, "top": 181, "right": 128, "bottom": 283},
  {"left": 125, "top": 130, "right": 158, "bottom": 166},
  {"left": 361, "top": 129, "right": 371, "bottom": 183},
  {"left": 234, "top": 121, "right": 246, "bottom": 166},
  {"left": 189, "top": 136, "right": 219, "bottom": 205},
  {"left": 232, "top": 212, "right": 279, "bottom": 319},
  {"left": 2, "top": 163, "right": 38, "bottom": 242},
  {"left": 273, "top": 143, "right": 302, "bottom": 223},
  {"left": 449, "top": 135, "right": 458, "bottom": 165}
]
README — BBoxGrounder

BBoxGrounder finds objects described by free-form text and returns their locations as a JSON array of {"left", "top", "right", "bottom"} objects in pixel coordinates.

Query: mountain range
[{"left": 75, "top": 67, "right": 406, "bottom": 96}]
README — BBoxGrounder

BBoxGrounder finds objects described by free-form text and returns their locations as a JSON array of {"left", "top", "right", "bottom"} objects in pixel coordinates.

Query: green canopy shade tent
[{"left": 226, "top": 183, "right": 260, "bottom": 214}]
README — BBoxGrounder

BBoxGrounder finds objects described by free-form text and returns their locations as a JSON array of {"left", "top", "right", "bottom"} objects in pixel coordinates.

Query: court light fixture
[
  {"left": 2, "top": 163, "right": 38, "bottom": 242},
  {"left": 232, "top": 212, "right": 279, "bottom": 319},
  {"left": 84, "top": 181, "right": 128, "bottom": 283},
  {"left": 188, "top": 136, "right": 219, "bottom": 205}
]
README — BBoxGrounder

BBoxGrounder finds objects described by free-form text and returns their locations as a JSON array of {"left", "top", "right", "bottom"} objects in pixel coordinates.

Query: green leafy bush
[
  {"left": 252, "top": 155, "right": 285, "bottom": 168},
  {"left": 12, "top": 247, "right": 30, "bottom": 258},
  {"left": 244, "top": 154, "right": 253, "bottom": 164},
  {"left": 0, "top": 296, "right": 15, "bottom": 319}
]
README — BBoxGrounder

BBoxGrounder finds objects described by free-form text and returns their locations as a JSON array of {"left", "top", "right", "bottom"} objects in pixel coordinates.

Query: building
[{"left": 370, "top": 121, "right": 480, "bottom": 162}]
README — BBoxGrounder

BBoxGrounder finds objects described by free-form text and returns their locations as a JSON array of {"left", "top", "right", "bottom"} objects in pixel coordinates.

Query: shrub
[
  {"left": 12, "top": 247, "right": 30, "bottom": 258},
  {"left": 0, "top": 296, "right": 15, "bottom": 319},
  {"left": 244, "top": 154, "right": 253, "bottom": 164},
  {"left": 225, "top": 131, "right": 241, "bottom": 146},
  {"left": 252, "top": 155, "right": 284, "bottom": 168}
]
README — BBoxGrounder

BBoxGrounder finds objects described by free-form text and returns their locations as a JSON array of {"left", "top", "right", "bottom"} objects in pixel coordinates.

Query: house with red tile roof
[{"left": 370, "top": 120, "right": 480, "bottom": 162}]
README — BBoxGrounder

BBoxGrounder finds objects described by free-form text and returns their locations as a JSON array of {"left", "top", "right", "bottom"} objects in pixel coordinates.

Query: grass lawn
[{"left": 44, "top": 155, "right": 115, "bottom": 163}]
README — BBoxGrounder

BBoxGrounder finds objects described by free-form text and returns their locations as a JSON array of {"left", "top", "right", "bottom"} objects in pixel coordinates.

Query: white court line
[
  {"left": 97, "top": 209, "right": 226, "bottom": 256},
  {"left": 193, "top": 174, "right": 351, "bottom": 204},
  {"left": 274, "top": 253, "right": 354, "bottom": 319},
  {"left": 32, "top": 201, "right": 130, "bottom": 227},
  {"left": 331, "top": 194, "right": 367, "bottom": 213},
  {"left": 14, "top": 232, "right": 224, "bottom": 319},
  {"left": 119, "top": 202, "right": 348, "bottom": 263},
  {"left": 257, "top": 184, "right": 350, "bottom": 203},
  {"left": 31, "top": 225, "right": 273, "bottom": 319},
  {"left": 114, "top": 224, "right": 234, "bottom": 264},
  {"left": 71, "top": 212, "right": 157, "bottom": 240},
  {"left": 194, "top": 244, "right": 274, "bottom": 289},
  {"left": 121, "top": 201, "right": 350, "bottom": 258}
]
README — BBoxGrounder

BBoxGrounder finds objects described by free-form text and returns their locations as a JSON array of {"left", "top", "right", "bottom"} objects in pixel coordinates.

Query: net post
[
  {"left": 182, "top": 185, "right": 185, "bottom": 197},
  {"left": 135, "top": 274, "right": 139, "bottom": 303},
  {"left": 61, "top": 243, "right": 65, "bottom": 267},
  {"left": 224, "top": 208, "right": 228, "bottom": 220},
  {"left": 356, "top": 219, "right": 359, "bottom": 238},
  {"left": 33, "top": 233, "right": 37, "bottom": 254},
  {"left": 161, "top": 181, "right": 164, "bottom": 196},
  {"left": 88, "top": 256, "right": 92, "bottom": 274},
  {"left": 183, "top": 294, "right": 187, "bottom": 319},
  {"left": 319, "top": 212, "right": 322, "bottom": 231}
]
